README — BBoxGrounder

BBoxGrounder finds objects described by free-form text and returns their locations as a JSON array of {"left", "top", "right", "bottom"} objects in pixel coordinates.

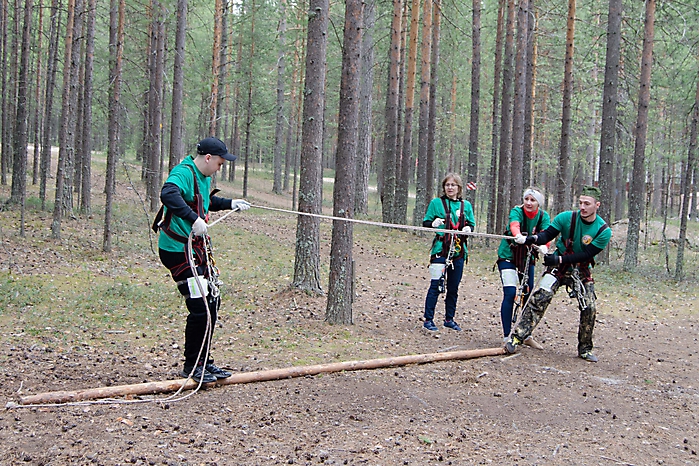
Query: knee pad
[
  {"left": 500, "top": 268, "right": 519, "bottom": 288},
  {"left": 429, "top": 263, "right": 446, "bottom": 280},
  {"left": 538, "top": 273, "right": 558, "bottom": 292}
]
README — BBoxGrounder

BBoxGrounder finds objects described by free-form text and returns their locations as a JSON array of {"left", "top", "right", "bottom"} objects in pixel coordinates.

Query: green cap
[{"left": 581, "top": 185, "right": 601, "bottom": 200}]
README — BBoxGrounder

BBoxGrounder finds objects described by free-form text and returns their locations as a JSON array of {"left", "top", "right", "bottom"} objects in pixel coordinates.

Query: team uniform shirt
[
  {"left": 423, "top": 197, "right": 476, "bottom": 258},
  {"left": 497, "top": 207, "right": 551, "bottom": 261},
  {"left": 551, "top": 210, "right": 612, "bottom": 257},
  {"left": 158, "top": 156, "right": 213, "bottom": 253}
]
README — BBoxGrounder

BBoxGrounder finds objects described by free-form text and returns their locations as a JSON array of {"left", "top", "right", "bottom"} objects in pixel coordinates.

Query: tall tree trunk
[
  {"left": 522, "top": 5, "right": 537, "bottom": 188},
  {"left": 103, "top": 0, "right": 124, "bottom": 252},
  {"left": 51, "top": 0, "right": 79, "bottom": 239},
  {"left": 624, "top": 0, "right": 655, "bottom": 270},
  {"left": 466, "top": 0, "right": 481, "bottom": 206},
  {"left": 425, "top": 0, "right": 440, "bottom": 200},
  {"left": 597, "top": 0, "right": 621, "bottom": 264},
  {"left": 496, "top": 0, "right": 515, "bottom": 234},
  {"left": 556, "top": 0, "right": 575, "bottom": 212},
  {"left": 10, "top": 0, "right": 32, "bottom": 211},
  {"left": 242, "top": 0, "right": 255, "bottom": 198},
  {"left": 412, "top": 0, "right": 432, "bottom": 226},
  {"left": 79, "top": 0, "right": 95, "bottom": 213},
  {"left": 292, "top": 0, "right": 327, "bottom": 293},
  {"left": 208, "top": 0, "right": 223, "bottom": 134},
  {"left": 355, "top": 0, "right": 375, "bottom": 216},
  {"left": 486, "top": 0, "right": 505, "bottom": 234},
  {"left": 676, "top": 76, "right": 698, "bottom": 279},
  {"left": 272, "top": 0, "right": 287, "bottom": 194},
  {"left": 326, "top": 0, "right": 362, "bottom": 324},
  {"left": 382, "top": 0, "right": 402, "bottom": 224},
  {"left": 40, "top": 0, "right": 60, "bottom": 209},
  {"left": 168, "top": 0, "right": 186, "bottom": 171},
  {"left": 510, "top": 0, "right": 528, "bottom": 202},
  {"left": 0, "top": 0, "right": 7, "bottom": 186},
  {"left": 31, "top": 0, "right": 43, "bottom": 186},
  {"left": 146, "top": 0, "right": 164, "bottom": 212}
]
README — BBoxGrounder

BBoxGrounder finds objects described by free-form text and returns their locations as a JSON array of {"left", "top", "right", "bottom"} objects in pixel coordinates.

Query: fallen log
[{"left": 16, "top": 346, "right": 505, "bottom": 406}]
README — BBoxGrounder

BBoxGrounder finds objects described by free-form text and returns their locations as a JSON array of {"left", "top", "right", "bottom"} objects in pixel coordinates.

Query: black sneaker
[
  {"left": 180, "top": 365, "right": 217, "bottom": 383},
  {"left": 423, "top": 320, "right": 439, "bottom": 331},
  {"left": 205, "top": 363, "right": 232, "bottom": 379},
  {"left": 443, "top": 320, "right": 462, "bottom": 331}
]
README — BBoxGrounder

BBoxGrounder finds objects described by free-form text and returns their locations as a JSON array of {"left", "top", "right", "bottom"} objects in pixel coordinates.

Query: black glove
[
  {"left": 524, "top": 235, "right": 538, "bottom": 246},
  {"left": 543, "top": 253, "right": 559, "bottom": 267}
]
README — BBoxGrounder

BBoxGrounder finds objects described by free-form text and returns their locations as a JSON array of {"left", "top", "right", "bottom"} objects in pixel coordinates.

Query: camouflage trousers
[{"left": 512, "top": 273, "right": 597, "bottom": 355}]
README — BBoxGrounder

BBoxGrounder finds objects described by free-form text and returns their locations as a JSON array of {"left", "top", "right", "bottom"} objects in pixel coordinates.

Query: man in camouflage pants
[{"left": 504, "top": 186, "right": 612, "bottom": 362}]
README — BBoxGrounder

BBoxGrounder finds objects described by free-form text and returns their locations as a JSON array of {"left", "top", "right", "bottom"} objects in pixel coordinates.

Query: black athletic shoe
[
  {"left": 205, "top": 363, "right": 232, "bottom": 379},
  {"left": 443, "top": 320, "right": 462, "bottom": 331},
  {"left": 181, "top": 365, "right": 217, "bottom": 383}
]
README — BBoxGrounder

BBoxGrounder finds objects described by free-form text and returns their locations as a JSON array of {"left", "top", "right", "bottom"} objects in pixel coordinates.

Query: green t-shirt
[
  {"left": 550, "top": 210, "right": 612, "bottom": 255},
  {"left": 423, "top": 197, "right": 476, "bottom": 257},
  {"left": 497, "top": 206, "right": 551, "bottom": 261},
  {"left": 158, "top": 156, "right": 212, "bottom": 253}
]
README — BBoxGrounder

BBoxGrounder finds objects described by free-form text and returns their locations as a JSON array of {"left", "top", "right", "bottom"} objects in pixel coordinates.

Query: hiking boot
[
  {"left": 579, "top": 351, "right": 598, "bottom": 363},
  {"left": 523, "top": 336, "right": 544, "bottom": 350},
  {"left": 180, "top": 365, "right": 217, "bottom": 383},
  {"left": 443, "top": 320, "right": 462, "bottom": 331},
  {"left": 206, "top": 362, "right": 232, "bottom": 379},
  {"left": 504, "top": 336, "right": 521, "bottom": 354},
  {"left": 423, "top": 320, "right": 439, "bottom": 331}
]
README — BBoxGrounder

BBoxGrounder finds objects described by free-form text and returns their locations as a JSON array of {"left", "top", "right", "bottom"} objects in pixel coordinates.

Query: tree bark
[
  {"left": 486, "top": 0, "right": 505, "bottom": 235},
  {"left": 79, "top": 0, "right": 95, "bottom": 214},
  {"left": 496, "top": 0, "right": 515, "bottom": 234},
  {"left": 272, "top": 0, "right": 287, "bottom": 195},
  {"left": 326, "top": 0, "right": 362, "bottom": 325},
  {"left": 522, "top": 5, "right": 537, "bottom": 188},
  {"left": 597, "top": 0, "right": 621, "bottom": 264},
  {"left": 425, "top": 0, "right": 441, "bottom": 199},
  {"left": 51, "top": 0, "right": 79, "bottom": 239},
  {"left": 103, "top": 0, "right": 124, "bottom": 253},
  {"left": 624, "top": 0, "right": 655, "bottom": 270},
  {"left": 556, "top": 0, "right": 575, "bottom": 213},
  {"left": 412, "top": 0, "right": 432, "bottom": 226},
  {"left": 39, "top": 0, "right": 60, "bottom": 209},
  {"left": 382, "top": 0, "right": 402, "bottom": 224},
  {"left": 355, "top": 0, "right": 375, "bottom": 216},
  {"left": 31, "top": 0, "right": 43, "bottom": 186},
  {"left": 292, "top": 0, "right": 328, "bottom": 293},
  {"left": 466, "top": 0, "right": 481, "bottom": 206},
  {"left": 510, "top": 0, "right": 528, "bottom": 202},
  {"left": 168, "top": 0, "right": 187, "bottom": 171}
]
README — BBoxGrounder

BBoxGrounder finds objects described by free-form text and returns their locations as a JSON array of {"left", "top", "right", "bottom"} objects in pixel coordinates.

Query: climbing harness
[{"left": 567, "top": 267, "right": 588, "bottom": 310}]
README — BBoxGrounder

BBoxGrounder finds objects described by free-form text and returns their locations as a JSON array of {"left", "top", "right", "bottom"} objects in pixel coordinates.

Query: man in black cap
[
  {"left": 504, "top": 185, "right": 612, "bottom": 362},
  {"left": 155, "top": 137, "right": 250, "bottom": 383}
]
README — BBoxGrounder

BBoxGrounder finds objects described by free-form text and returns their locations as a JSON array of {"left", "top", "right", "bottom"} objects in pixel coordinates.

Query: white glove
[
  {"left": 461, "top": 225, "right": 472, "bottom": 233},
  {"left": 192, "top": 217, "right": 208, "bottom": 236},
  {"left": 431, "top": 218, "right": 445, "bottom": 228},
  {"left": 538, "top": 244, "right": 549, "bottom": 255},
  {"left": 514, "top": 233, "right": 526, "bottom": 244},
  {"left": 231, "top": 199, "right": 251, "bottom": 211}
]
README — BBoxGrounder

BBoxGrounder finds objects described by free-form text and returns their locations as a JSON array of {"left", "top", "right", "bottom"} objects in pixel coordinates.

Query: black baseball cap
[{"left": 196, "top": 137, "right": 237, "bottom": 162}]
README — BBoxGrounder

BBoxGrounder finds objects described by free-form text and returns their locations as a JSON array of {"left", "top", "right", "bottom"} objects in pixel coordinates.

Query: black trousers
[{"left": 159, "top": 249, "right": 220, "bottom": 368}]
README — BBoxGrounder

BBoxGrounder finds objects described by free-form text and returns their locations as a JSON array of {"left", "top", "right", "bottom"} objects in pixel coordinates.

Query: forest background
[{"left": 1, "top": 0, "right": 699, "bottom": 316}]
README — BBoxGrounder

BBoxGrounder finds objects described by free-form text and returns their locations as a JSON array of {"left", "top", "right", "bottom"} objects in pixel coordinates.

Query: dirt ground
[{"left": 2, "top": 182, "right": 698, "bottom": 466}]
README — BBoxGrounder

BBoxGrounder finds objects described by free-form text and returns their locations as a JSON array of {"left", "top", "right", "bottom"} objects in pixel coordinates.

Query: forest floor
[{"left": 0, "top": 164, "right": 698, "bottom": 465}]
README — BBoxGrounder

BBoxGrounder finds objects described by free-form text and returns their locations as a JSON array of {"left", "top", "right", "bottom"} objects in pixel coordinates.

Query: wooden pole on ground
[{"left": 16, "top": 347, "right": 505, "bottom": 406}]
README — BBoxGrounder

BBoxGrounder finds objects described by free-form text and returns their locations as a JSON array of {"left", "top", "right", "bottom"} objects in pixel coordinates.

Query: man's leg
[
  {"left": 505, "top": 272, "right": 559, "bottom": 352},
  {"left": 578, "top": 281, "right": 598, "bottom": 361}
]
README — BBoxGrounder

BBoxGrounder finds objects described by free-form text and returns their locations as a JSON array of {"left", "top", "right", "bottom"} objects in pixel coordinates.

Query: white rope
[{"left": 211, "top": 203, "right": 512, "bottom": 240}]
